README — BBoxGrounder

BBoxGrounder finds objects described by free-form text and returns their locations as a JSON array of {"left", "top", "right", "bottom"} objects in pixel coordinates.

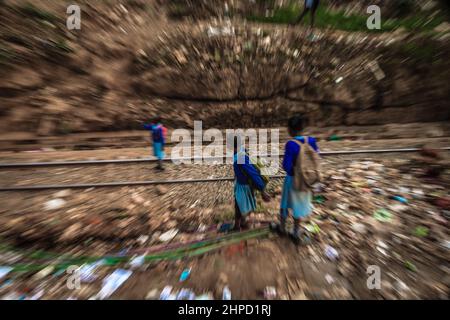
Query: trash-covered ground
[
  {"left": 0, "top": 0, "right": 449, "bottom": 301},
  {"left": 0, "top": 138, "right": 448, "bottom": 300}
]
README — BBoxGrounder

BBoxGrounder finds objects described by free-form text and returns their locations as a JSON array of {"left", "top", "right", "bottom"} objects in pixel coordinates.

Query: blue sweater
[
  {"left": 282, "top": 136, "right": 319, "bottom": 176},
  {"left": 143, "top": 123, "right": 165, "bottom": 144},
  {"left": 233, "top": 152, "right": 266, "bottom": 191}
]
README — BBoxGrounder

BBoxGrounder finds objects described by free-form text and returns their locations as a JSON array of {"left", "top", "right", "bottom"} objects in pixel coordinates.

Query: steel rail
[
  {"left": 0, "top": 147, "right": 448, "bottom": 168},
  {"left": 0, "top": 175, "right": 286, "bottom": 191}
]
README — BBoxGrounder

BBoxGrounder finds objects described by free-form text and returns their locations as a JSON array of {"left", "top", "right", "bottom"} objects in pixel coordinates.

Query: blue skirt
[
  {"left": 153, "top": 142, "right": 165, "bottom": 160},
  {"left": 280, "top": 175, "right": 313, "bottom": 219},
  {"left": 234, "top": 181, "right": 256, "bottom": 216}
]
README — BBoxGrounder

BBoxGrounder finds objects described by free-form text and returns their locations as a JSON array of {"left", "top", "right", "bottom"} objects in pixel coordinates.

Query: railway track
[
  {"left": 0, "top": 147, "right": 448, "bottom": 192},
  {"left": 1, "top": 147, "right": 448, "bottom": 168}
]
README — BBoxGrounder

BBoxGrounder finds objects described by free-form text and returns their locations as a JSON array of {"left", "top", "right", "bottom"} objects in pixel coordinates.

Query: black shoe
[
  {"left": 270, "top": 222, "right": 287, "bottom": 237},
  {"left": 289, "top": 230, "right": 311, "bottom": 246}
]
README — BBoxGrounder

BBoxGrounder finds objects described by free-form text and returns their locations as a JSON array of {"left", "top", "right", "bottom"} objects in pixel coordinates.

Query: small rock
[
  {"left": 325, "top": 274, "right": 335, "bottom": 284},
  {"left": 159, "top": 229, "right": 178, "bottom": 242},
  {"left": 324, "top": 245, "right": 339, "bottom": 261},
  {"left": 146, "top": 289, "right": 159, "bottom": 300},
  {"left": 218, "top": 272, "right": 228, "bottom": 284},
  {"left": 59, "top": 223, "right": 82, "bottom": 241},
  {"left": 137, "top": 235, "right": 149, "bottom": 245},
  {"left": 131, "top": 193, "right": 145, "bottom": 204},
  {"left": 434, "top": 22, "right": 450, "bottom": 33},
  {"left": 165, "top": 220, "right": 178, "bottom": 229},
  {"left": 33, "top": 266, "right": 54, "bottom": 280},
  {"left": 44, "top": 198, "right": 66, "bottom": 210},
  {"left": 263, "top": 286, "right": 277, "bottom": 300},
  {"left": 54, "top": 190, "right": 71, "bottom": 198},
  {"left": 351, "top": 222, "right": 366, "bottom": 234},
  {"left": 156, "top": 185, "right": 168, "bottom": 196}
]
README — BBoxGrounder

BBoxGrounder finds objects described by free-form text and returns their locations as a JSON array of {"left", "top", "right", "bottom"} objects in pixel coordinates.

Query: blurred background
[{"left": 0, "top": 0, "right": 449, "bottom": 300}]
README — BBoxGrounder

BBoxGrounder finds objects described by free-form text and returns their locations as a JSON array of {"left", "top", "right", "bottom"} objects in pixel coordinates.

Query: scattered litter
[
  {"left": 263, "top": 286, "right": 277, "bottom": 300},
  {"left": 373, "top": 209, "right": 392, "bottom": 222},
  {"left": 54, "top": 190, "right": 71, "bottom": 198},
  {"left": 222, "top": 286, "right": 231, "bottom": 300},
  {"left": 195, "top": 293, "right": 213, "bottom": 300},
  {"left": 377, "top": 240, "right": 389, "bottom": 249},
  {"left": 393, "top": 279, "right": 410, "bottom": 296},
  {"left": 390, "top": 195, "right": 408, "bottom": 204},
  {"left": 2, "top": 291, "right": 25, "bottom": 300},
  {"left": 441, "top": 240, "right": 450, "bottom": 249},
  {"left": 305, "top": 223, "right": 320, "bottom": 234},
  {"left": 97, "top": 269, "right": 132, "bottom": 300},
  {"left": 0, "top": 279, "right": 13, "bottom": 289},
  {"left": 367, "top": 60, "right": 385, "bottom": 80},
  {"left": 197, "top": 224, "right": 207, "bottom": 232},
  {"left": 405, "top": 261, "right": 417, "bottom": 272},
  {"left": 79, "top": 260, "right": 104, "bottom": 283},
  {"left": 434, "top": 197, "right": 450, "bottom": 210},
  {"left": 177, "top": 288, "right": 196, "bottom": 300},
  {"left": 376, "top": 247, "right": 387, "bottom": 256},
  {"left": 44, "top": 198, "right": 66, "bottom": 210},
  {"left": 414, "top": 226, "right": 429, "bottom": 238},
  {"left": 398, "top": 187, "right": 410, "bottom": 194},
  {"left": 372, "top": 188, "right": 385, "bottom": 195},
  {"left": 129, "top": 254, "right": 146, "bottom": 269},
  {"left": 146, "top": 289, "right": 159, "bottom": 300},
  {"left": 179, "top": 268, "right": 191, "bottom": 282},
  {"left": 137, "top": 235, "right": 149, "bottom": 245},
  {"left": 325, "top": 274, "right": 335, "bottom": 284},
  {"left": 324, "top": 245, "right": 339, "bottom": 261},
  {"left": 389, "top": 203, "right": 408, "bottom": 212},
  {"left": 33, "top": 266, "right": 54, "bottom": 280},
  {"left": 313, "top": 195, "right": 326, "bottom": 204},
  {"left": 335, "top": 77, "right": 344, "bottom": 84},
  {"left": 28, "top": 289, "right": 45, "bottom": 300},
  {"left": 207, "top": 25, "right": 234, "bottom": 37},
  {"left": 328, "top": 134, "right": 342, "bottom": 141},
  {"left": 159, "top": 229, "right": 178, "bottom": 242},
  {"left": 219, "top": 223, "right": 233, "bottom": 233},
  {"left": 441, "top": 210, "right": 450, "bottom": 220},
  {"left": 376, "top": 240, "right": 389, "bottom": 256},
  {"left": 160, "top": 286, "right": 173, "bottom": 300},
  {"left": 0, "top": 266, "right": 13, "bottom": 280},
  {"left": 117, "top": 248, "right": 129, "bottom": 257},
  {"left": 313, "top": 183, "right": 324, "bottom": 193},
  {"left": 351, "top": 223, "right": 366, "bottom": 234}
]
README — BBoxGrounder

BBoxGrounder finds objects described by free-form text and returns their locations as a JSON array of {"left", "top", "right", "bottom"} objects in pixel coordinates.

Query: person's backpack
[
  {"left": 152, "top": 125, "right": 163, "bottom": 141},
  {"left": 291, "top": 137, "right": 321, "bottom": 192},
  {"left": 161, "top": 126, "right": 167, "bottom": 140}
]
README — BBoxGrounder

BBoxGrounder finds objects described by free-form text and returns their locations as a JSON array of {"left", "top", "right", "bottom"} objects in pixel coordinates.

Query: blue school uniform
[
  {"left": 233, "top": 149, "right": 265, "bottom": 216},
  {"left": 280, "top": 136, "right": 319, "bottom": 219},
  {"left": 143, "top": 123, "right": 165, "bottom": 160},
  {"left": 305, "top": 0, "right": 319, "bottom": 9}
]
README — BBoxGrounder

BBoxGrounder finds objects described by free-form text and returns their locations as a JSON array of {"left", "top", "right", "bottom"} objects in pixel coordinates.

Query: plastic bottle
[{"left": 222, "top": 286, "right": 231, "bottom": 300}]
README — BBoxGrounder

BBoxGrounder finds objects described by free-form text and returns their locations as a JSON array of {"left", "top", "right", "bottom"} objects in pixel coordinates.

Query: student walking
[
  {"left": 294, "top": 0, "right": 320, "bottom": 28},
  {"left": 231, "top": 136, "right": 270, "bottom": 231},
  {"left": 143, "top": 117, "right": 167, "bottom": 170},
  {"left": 272, "top": 116, "right": 321, "bottom": 244}
]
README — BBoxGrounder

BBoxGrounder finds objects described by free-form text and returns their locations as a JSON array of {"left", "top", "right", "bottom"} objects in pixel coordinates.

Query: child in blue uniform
[
  {"left": 294, "top": 0, "right": 320, "bottom": 28},
  {"left": 232, "top": 136, "right": 268, "bottom": 231},
  {"left": 143, "top": 117, "right": 166, "bottom": 170},
  {"left": 275, "top": 116, "right": 319, "bottom": 241}
]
